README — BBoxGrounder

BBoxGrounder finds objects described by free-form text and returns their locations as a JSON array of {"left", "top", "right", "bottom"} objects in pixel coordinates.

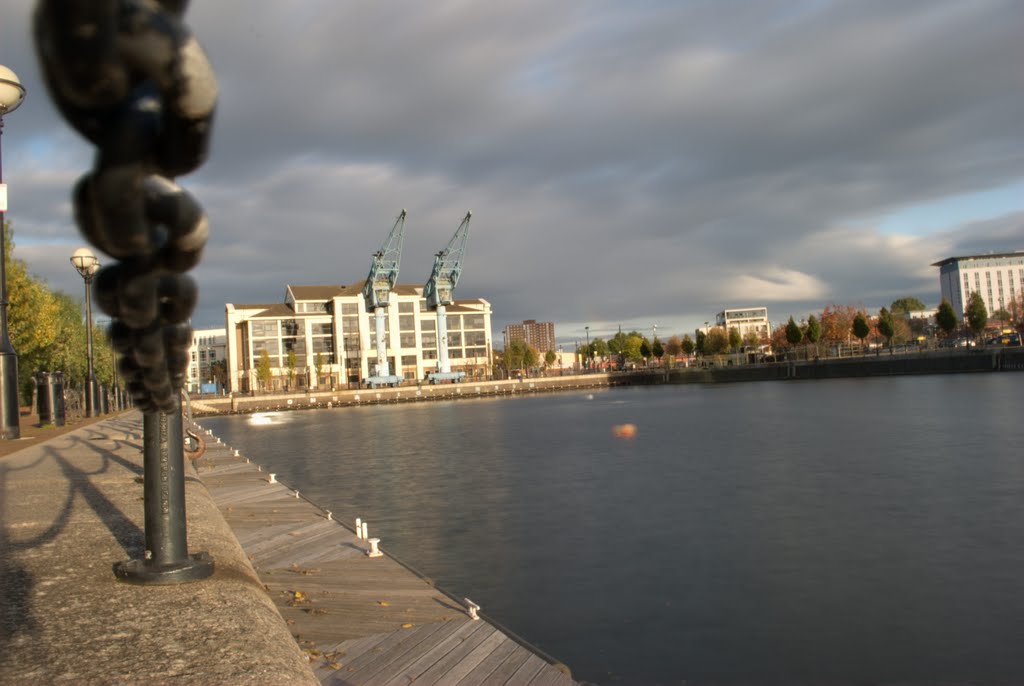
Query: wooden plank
[
  {"left": 420, "top": 626, "right": 509, "bottom": 686},
  {"left": 455, "top": 640, "right": 530, "bottom": 685},
  {"left": 525, "top": 667, "right": 576, "bottom": 686},
  {"left": 503, "top": 653, "right": 548, "bottom": 686},
  {"left": 333, "top": 621, "right": 454, "bottom": 680},
  {"left": 387, "top": 621, "right": 498, "bottom": 686},
  {"left": 355, "top": 621, "right": 483, "bottom": 686}
]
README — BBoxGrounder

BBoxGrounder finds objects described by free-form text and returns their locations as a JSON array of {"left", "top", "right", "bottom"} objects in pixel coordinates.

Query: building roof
[
  {"left": 932, "top": 251, "right": 1024, "bottom": 267},
  {"left": 288, "top": 284, "right": 352, "bottom": 300}
]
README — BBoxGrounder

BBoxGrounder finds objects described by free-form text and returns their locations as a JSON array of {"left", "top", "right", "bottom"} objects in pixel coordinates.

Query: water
[{"left": 202, "top": 375, "right": 1024, "bottom": 685}]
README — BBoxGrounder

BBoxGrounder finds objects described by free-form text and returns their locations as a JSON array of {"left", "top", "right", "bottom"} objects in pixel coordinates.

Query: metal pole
[
  {"left": 114, "top": 397, "right": 213, "bottom": 583},
  {"left": 84, "top": 273, "right": 97, "bottom": 416},
  {"left": 0, "top": 115, "right": 20, "bottom": 439}
]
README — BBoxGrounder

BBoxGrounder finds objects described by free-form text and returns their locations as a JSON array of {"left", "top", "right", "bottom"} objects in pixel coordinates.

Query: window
[
  {"left": 341, "top": 302, "right": 359, "bottom": 315},
  {"left": 464, "top": 331, "right": 486, "bottom": 346},
  {"left": 446, "top": 315, "right": 461, "bottom": 331},
  {"left": 464, "top": 314, "right": 485, "bottom": 330},
  {"left": 399, "top": 302, "right": 415, "bottom": 313},
  {"left": 399, "top": 332, "right": 416, "bottom": 348},
  {"left": 251, "top": 320, "right": 278, "bottom": 337},
  {"left": 401, "top": 355, "right": 417, "bottom": 366},
  {"left": 420, "top": 318, "right": 436, "bottom": 331},
  {"left": 448, "top": 332, "right": 462, "bottom": 347},
  {"left": 421, "top": 332, "right": 437, "bottom": 348},
  {"left": 399, "top": 314, "right": 415, "bottom": 331}
]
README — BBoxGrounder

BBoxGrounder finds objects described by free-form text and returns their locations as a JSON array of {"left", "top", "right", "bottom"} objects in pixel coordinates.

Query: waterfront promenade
[{"left": 0, "top": 412, "right": 578, "bottom": 685}]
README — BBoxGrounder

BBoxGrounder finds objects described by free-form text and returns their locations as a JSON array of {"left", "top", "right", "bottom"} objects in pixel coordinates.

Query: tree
[
  {"left": 935, "top": 299, "right": 958, "bottom": 337},
  {"left": 544, "top": 349, "right": 557, "bottom": 369},
  {"left": 313, "top": 352, "right": 324, "bottom": 387},
  {"left": 785, "top": 317, "right": 803, "bottom": 347},
  {"left": 665, "top": 335, "right": 682, "bottom": 362},
  {"left": 704, "top": 328, "right": 729, "bottom": 355},
  {"left": 210, "top": 359, "right": 228, "bottom": 387},
  {"left": 505, "top": 340, "right": 537, "bottom": 375},
  {"left": 992, "top": 308, "right": 1011, "bottom": 322},
  {"left": 591, "top": 338, "right": 608, "bottom": 366},
  {"left": 286, "top": 349, "right": 297, "bottom": 388},
  {"left": 639, "top": 339, "right": 652, "bottom": 366},
  {"left": 681, "top": 335, "right": 695, "bottom": 356},
  {"left": 890, "top": 297, "right": 926, "bottom": 314},
  {"left": 805, "top": 315, "right": 821, "bottom": 355},
  {"left": 652, "top": 337, "right": 664, "bottom": 365},
  {"left": 852, "top": 312, "right": 870, "bottom": 348},
  {"left": 965, "top": 291, "right": 988, "bottom": 340},
  {"left": 742, "top": 331, "right": 760, "bottom": 349},
  {"left": 728, "top": 326, "right": 742, "bottom": 352},
  {"left": 819, "top": 303, "right": 859, "bottom": 345},
  {"left": 256, "top": 349, "right": 273, "bottom": 391},
  {"left": 695, "top": 330, "right": 706, "bottom": 355},
  {"left": 877, "top": 307, "right": 896, "bottom": 349}
]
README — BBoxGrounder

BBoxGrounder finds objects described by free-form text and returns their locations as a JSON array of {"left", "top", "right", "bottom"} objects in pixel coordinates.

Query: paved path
[{"left": 0, "top": 412, "right": 317, "bottom": 684}]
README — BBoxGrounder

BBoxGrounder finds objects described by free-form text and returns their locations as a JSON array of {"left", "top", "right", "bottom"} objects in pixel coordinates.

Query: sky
[{"left": 2, "top": 0, "right": 1023, "bottom": 346}]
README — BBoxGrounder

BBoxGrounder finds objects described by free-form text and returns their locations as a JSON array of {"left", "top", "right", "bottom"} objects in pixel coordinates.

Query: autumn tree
[
  {"left": 965, "top": 291, "right": 988, "bottom": 340},
  {"left": 695, "top": 330, "right": 706, "bottom": 355},
  {"left": 852, "top": 312, "right": 870, "bottom": 349},
  {"left": 639, "top": 339, "right": 652, "bottom": 366},
  {"left": 819, "top": 303, "right": 859, "bottom": 345},
  {"left": 544, "top": 349, "right": 557, "bottom": 369},
  {"left": 652, "top": 337, "right": 664, "bottom": 365},
  {"left": 935, "top": 299, "right": 958, "bottom": 337},
  {"left": 664, "top": 335, "right": 682, "bottom": 363}
]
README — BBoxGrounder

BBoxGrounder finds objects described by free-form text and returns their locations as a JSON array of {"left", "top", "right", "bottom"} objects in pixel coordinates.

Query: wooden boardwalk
[{"left": 194, "top": 428, "right": 577, "bottom": 686}]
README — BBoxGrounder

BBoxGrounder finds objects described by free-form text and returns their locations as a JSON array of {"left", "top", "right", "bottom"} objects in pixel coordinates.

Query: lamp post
[
  {"left": 0, "top": 64, "right": 26, "bottom": 439},
  {"left": 71, "top": 247, "right": 100, "bottom": 416},
  {"left": 585, "top": 325, "right": 590, "bottom": 371}
]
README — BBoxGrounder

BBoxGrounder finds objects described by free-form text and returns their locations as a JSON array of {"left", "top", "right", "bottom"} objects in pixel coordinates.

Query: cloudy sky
[{"left": 2, "top": 0, "right": 1023, "bottom": 345}]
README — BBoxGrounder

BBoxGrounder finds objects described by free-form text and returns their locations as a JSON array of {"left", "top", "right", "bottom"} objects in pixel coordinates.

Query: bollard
[
  {"left": 35, "top": 372, "right": 52, "bottom": 426},
  {"left": 293, "top": 490, "right": 300, "bottom": 498},
  {"left": 268, "top": 473, "right": 276, "bottom": 483},
  {"left": 361, "top": 522, "right": 369, "bottom": 540},
  {"left": 50, "top": 372, "right": 66, "bottom": 426},
  {"left": 101, "top": 384, "right": 110, "bottom": 414},
  {"left": 366, "top": 538, "right": 383, "bottom": 557},
  {"left": 326, "top": 511, "right": 333, "bottom": 521},
  {"left": 355, "top": 517, "right": 362, "bottom": 538},
  {"left": 114, "top": 403, "right": 214, "bottom": 584},
  {"left": 465, "top": 598, "right": 481, "bottom": 620}
]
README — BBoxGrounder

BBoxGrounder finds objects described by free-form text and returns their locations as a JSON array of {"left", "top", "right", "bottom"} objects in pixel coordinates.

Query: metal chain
[{"left": 34, "top": 0, "right": 217, "bottom": 413}]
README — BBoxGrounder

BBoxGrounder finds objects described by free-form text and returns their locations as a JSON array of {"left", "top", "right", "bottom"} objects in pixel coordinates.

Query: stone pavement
[{"left": 0, "top": 412, "right": 318, "bottom": 684}]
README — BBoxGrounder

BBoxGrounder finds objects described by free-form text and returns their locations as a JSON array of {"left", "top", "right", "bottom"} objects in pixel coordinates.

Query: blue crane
[
  {"left": 362, "top": 209, "right": 407, "bottom": 387},
  {"left": 424, "top": 211, "right": 471, "bottom": 383}
]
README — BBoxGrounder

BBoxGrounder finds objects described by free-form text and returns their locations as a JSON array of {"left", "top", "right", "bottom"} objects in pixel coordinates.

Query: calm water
[{"left": 202, "top": 375, "right": 1024, "bottom": 685}]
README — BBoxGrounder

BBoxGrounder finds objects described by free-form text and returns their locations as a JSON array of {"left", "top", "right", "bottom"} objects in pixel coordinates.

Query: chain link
[{"left": 35, "top": 0, "right": 217, "bottom": 413}]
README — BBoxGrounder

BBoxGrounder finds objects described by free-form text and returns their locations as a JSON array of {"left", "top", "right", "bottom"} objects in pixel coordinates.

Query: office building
[
  {"left": 187, "top": 328, "right": 227, "bottom": 393},
  {"left": 225, "top": 282, "right": 492, "bottom": 392},
  {"left": 933, "top": 251, "right": 1024, "bottom": 318}
]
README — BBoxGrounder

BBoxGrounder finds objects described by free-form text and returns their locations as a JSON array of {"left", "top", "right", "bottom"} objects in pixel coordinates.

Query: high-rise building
[
  {"left": 225, "top": 282, "right": 492, "bottom": 392},
  {"left": 933, "top": 251, "right": 1024, "bottom": 318},
  {"left": 503, "top": 319, "right": 556, "bottom": 353}
]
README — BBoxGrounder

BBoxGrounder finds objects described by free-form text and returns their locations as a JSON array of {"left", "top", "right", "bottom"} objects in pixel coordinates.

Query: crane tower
[
  {"left": 424, "top": 211, "right": 471, "bottom": 383},
  {"left": 362, "top": 209, "right": 407, "bottom": 387}
]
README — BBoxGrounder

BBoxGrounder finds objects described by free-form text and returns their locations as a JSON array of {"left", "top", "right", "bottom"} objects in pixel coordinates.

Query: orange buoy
[{"left": 612, "top": 423, "right": 637, "bottom": 439}]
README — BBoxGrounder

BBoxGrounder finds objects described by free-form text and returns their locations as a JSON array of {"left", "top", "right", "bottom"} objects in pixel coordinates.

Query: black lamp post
[
  {"left": 0, "top": 64, "right": 25, "bottom": 439},
  {"left": 71, "top": 247, "right": 100, "bottom": 416},
  {"left": 584, "top": 325, "right": 590, "bottom": 370}
]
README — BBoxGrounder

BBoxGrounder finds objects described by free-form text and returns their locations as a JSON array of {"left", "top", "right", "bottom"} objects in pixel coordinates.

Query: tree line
[{"left": 5, "top": 227, "right": 116, "bottom": 403}]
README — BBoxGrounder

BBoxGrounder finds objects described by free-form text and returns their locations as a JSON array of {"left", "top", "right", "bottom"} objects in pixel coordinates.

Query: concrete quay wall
[
  {"left": 191, "top": 375, "right": 616, "bottom": 416},
  {"left": 655, "top": 347, "right": 1024, "bottom": 385}
]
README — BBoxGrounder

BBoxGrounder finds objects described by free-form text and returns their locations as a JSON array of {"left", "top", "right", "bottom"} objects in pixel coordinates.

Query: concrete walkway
[{"left": 0, "top": 412, "right": 317, "bottom": 684}]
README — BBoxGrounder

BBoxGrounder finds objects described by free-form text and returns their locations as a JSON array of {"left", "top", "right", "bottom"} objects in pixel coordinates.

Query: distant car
[
  {"left": 985, "top": 332, "right": 1021, "bottom": 346},
  {"left": 953, "top": 338, "right": 976, "bottom": 348}
]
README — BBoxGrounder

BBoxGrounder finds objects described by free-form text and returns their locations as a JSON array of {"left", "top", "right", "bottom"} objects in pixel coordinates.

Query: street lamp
[
  {"left": 0, "top": 64, "right": 26, "bottom": 439},
  {"left": 71, "top": 247, "right": 101, "bottom": 416},
  {"left": 585, "top": 325, "right": 593, "bottom": 370}
]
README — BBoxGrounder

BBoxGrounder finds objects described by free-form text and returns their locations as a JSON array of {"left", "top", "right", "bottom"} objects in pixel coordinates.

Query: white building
[
  {"left": 934, "top": 252, "right": 1024, "bottom": 319},
  {"left": 225, "top": 282, "right": 493, "bottom": 392},
  {"left": 715, "top": 307, "right": 771, "bottom": 342},
  {"left": 187, "top": 327, "right": 227, "bottom": 393}
]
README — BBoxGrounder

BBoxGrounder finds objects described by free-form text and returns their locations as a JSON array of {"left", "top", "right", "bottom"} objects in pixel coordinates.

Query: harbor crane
[
  {"left": 362, "top": 209, "right": 407, "bottom": 388},
  {"left": 424, "top": 211, "right": 472, "bottom": 383}
]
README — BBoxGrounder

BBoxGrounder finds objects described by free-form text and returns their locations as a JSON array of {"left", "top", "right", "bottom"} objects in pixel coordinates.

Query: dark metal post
[
  {"left": 84, "top": 273, "right": 97, "bottom": 416},
  {"left": 114, "top": 398, "right": 213, "bottom": 584},
  {"left": 0, "top": 111, "right": 22, "bottom": 439}
]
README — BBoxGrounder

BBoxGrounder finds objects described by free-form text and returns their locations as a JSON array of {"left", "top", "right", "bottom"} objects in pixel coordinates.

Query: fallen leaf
[
  {"left": 377, "top": 601, "right": 390, "bottom": 607},
  {"left": 401, "top": 623, "right": 413, "bottom": 629}
]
